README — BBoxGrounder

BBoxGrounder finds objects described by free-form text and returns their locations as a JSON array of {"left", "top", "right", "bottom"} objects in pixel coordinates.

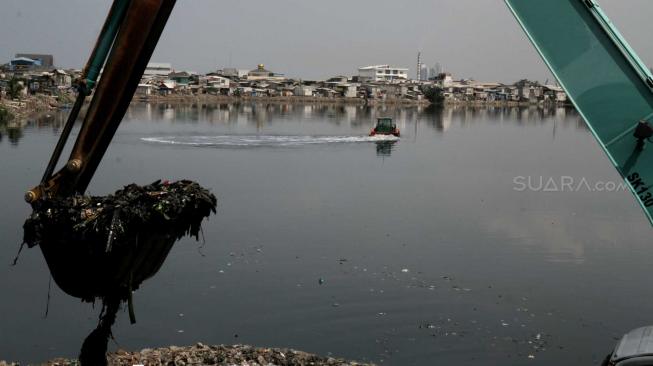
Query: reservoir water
[{"left": 1, "top": 103, "right": 651, "bottom": 365}]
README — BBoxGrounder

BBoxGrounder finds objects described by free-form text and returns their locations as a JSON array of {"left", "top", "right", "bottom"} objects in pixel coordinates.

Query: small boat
[{"left": 370, "top": 117, "right": 400, "bottom": 137}]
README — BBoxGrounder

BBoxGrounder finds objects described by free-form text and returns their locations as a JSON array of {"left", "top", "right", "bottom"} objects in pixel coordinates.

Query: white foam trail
[{"left": 141, "top": 134, "right": 399, "bottom": 147}]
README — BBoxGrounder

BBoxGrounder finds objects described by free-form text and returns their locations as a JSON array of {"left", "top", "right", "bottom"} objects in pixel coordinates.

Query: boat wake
[{"left": 141, "top": 134, "right": 399, "bottom": 148}]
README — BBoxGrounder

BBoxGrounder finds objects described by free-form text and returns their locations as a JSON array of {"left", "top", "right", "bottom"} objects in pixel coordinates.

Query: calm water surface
[{"left": 0, "top": 103, "right": 651, "bottom": 365}]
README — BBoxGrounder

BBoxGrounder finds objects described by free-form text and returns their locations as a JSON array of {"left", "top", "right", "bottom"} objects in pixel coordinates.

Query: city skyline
[{"left": 1, "top": 0, "right": 652, "bottom": 83}]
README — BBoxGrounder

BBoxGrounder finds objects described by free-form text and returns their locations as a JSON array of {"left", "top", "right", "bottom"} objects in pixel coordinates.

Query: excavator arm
[
  {"left": 25, "top": 0, "right": 176, "bottom": 203},
  {"left": 506, "top": 0, "right": 653, "bottom": 226}
]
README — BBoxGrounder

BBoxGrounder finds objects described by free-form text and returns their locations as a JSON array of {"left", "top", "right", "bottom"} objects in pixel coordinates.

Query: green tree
[
  {"left": 8, "top": 78, "right": 24, "bottom": 100},
  {"left": 0, "top": 107, "right": 11, "bottom": 124},
  {"left": 422, "top": 86, "right": 445, "bottom": 106},
  {"left": 514, "top": 79, "right": 540, "bottom": 88}
]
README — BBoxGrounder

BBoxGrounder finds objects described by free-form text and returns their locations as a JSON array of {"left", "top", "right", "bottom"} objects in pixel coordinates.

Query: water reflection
[
  {"left": 123, "top": 103, "right": 582, "bottom": 130},
  {"left": 0, "top": 112, "right": 66, "bottom": 146},
  {"left": 425, "top": 105, "right": 585, "bottom": 132},
  {"left": 0, "top": 124, "right": 24, "bottom": 145},
  {"left": 375, "top": 141, "right": 396, "bottom": 157},
  {"left": 2, "top": 104, "right": 583, "bottom": 146}
]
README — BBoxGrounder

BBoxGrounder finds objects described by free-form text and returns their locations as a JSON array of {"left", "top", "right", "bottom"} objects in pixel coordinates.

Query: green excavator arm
[{"left": 506, "top": 0, "right": 653, "bottom": 225}]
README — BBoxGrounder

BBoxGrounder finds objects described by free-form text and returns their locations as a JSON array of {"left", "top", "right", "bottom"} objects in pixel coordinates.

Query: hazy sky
[{"left": 1, "top": 0, "right": 652, "bottom": 83}]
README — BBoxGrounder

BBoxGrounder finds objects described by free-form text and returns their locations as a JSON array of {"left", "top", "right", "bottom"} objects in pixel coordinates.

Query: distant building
[
  {"left": 428, "top": 67, "right": 437, "bottom": 80},
  {"left": 53, "top": 69, "right": 72, "bottom": 88},
  {"left": 206, "top": 76, "right": 231, "bottom": 88},
  {"left": 15, "top": 53, "right": 54, "bottom": 67},
  {"left": 144, "top": 62, "right": 173, "bottom": 77},
  {"left": 327, "top": 76, "right": 349, "bottom": 84},
  {"left": 358, "top": 65, "right": 409, "bottom": 82},
  {"left": 221, "top": 68, "right": 249, "bottom": 79},
  {"left": 206, "top": 76, "right": 232, "bottom": 94},
  {"left": 247, "top": 64, "right": 285, "bottom": 81},
  {"left": 293, "top": 85, "right": 314, "bottom": 97},
  {"left": 168, "top": 71, "right": 191, "bottom": 86},
  {"left": 419, "top": 64, "right": 429, "bottom": 81},
  {"left": 341, "top": 85, "right": 358, "bottom": 98},
  {"left": 135, "top": 84, "right": 155, "bottom": 96},
  {"left": 543, "top": 85, "right": 567, "bottom": 103},
  {"left": 157, "top": 80, "right": 176, "bottom": 95},
  {"left": 515, "top": 80, "right": 543, "bottom": 102},
  {"left": 9, "top": 57, "right": 41, "bottom": 71},
  {"left": 435, "top": 73, "right": 453, "bottom": 88},
  {"left": 27, "top": 73, "right": 55, "bottom": 94}
]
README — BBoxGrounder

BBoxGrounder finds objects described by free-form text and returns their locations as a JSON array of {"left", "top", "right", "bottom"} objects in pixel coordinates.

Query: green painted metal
[
  {"left": 84, "top": 0, "right": 131, "bottom": 89},
  {"left": 505, "top": 0, "right": 653, "bottom": 225},
  {"left": 375, "top": 118, "right": 396, "bottom": 134}
]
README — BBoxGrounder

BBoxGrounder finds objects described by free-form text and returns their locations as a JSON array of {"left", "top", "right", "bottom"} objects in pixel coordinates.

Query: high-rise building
[
  {"left": 420, "top": 64, "right": 429, "bottom": 81},
  {"left": 429, "top": 67, "right": 437, "bottom": 80},
  {"left": 434, "top": 62, "right": 443, "bottom": 76}
]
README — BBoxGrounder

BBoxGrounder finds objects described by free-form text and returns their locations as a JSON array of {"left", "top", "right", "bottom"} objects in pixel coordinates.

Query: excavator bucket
[{"left": 505, "top": 0, "right": 653, "bottom": 225}]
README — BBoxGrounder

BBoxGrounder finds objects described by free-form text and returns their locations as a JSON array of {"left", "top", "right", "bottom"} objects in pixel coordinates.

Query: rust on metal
[{"left": 28, "top": 0, "right": 177, "bottom": 201}]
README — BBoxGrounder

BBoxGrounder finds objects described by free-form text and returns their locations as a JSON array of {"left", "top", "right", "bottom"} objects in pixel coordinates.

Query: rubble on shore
[
  {"left": 2, "top": 344, "right": 375, "bottom": 366},
  {"left": 0, "top": 95, "right": 64, "bottom": 120}
]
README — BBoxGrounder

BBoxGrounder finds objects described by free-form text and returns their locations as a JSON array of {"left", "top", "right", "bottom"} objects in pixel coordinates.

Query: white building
[
  {"left": 342, "top": 85, "right": 358, "bottom": 98},
  {"left": 144, "top": 62, "right": 173, "bottom": 77},
  {"left": 221, "top": 68, "right": 249, "bottom": 79},
  {"left": 544, "top": 85, "right": 568, "bottom": 103},
  {"left": 135, "top": 84, "right": 155, "bottom": 96},
  {"left": 294, "top": 85, "right": 315, "bottom": 97},
  {"left": 436, "top": 73, "right": 454, "bottom": 88},
  {"left": 206, "top": 76, "right": 231, "bottom": 88},
  {"left": 53, "top": 69, "right": 72, "bottom": 88},
  {"left": 358, "top": 65, "right": 409, "bottom": 83}
]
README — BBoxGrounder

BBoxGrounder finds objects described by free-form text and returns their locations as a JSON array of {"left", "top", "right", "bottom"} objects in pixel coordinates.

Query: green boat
[{"left": 370, "top": 117, "right": 400, "bottom": 137}]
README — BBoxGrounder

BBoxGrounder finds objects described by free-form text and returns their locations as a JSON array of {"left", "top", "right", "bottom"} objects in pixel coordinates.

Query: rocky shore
[{"left": 1, "top": 344, "right": 375, "bottom": 366}]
